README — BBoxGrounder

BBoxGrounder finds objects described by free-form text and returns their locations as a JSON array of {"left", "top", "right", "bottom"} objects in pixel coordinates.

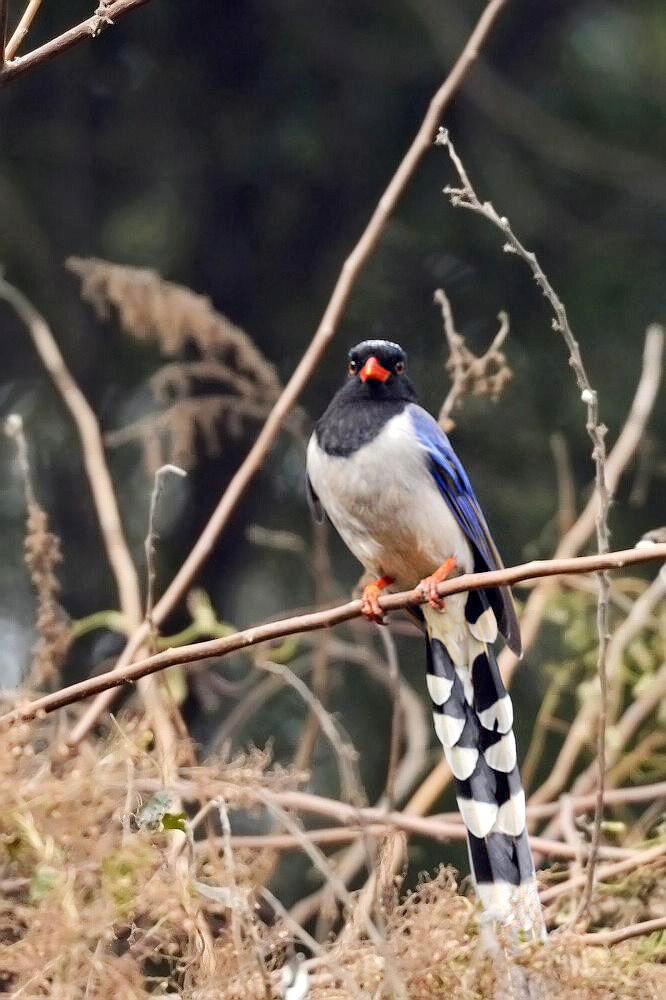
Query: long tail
[{"left": 423, "top": 596, "right": 545, "bottom": 940}]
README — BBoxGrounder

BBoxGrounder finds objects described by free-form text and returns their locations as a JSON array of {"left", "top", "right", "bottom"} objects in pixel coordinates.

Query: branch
[
  {"left": 66, "top": 0, "right": 509, "bottom": 745},
  {"left": 5, "top": 0, "right": 41, "bottom": 60},
  {"left": 540, "top": 840, "right": 666, "bottom": 906},
  {"left": 3, "top": 544, "right": 665, "bottom": 727},
  {"left": 0, "top": 0, "right": 152, "bottom": 84},
  {"left": 581, "top": 917, "right": 666, "bottom": 948},
  {"left": 0, "top": 0, "right": 8, "bottom": 67},
  {"left": 228, "top": 823, "right": 631, "bottom": 864},
  {"left": 435, "top": 287, "right": 511, "bottom": 431},
  {"left": 132, "top": 779, "right": 641, "bottom": 866}
]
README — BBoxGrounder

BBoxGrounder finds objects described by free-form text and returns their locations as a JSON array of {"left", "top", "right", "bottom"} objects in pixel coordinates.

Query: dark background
[{"left": 1, "top": 0, "right": 664, "bottom": 890}]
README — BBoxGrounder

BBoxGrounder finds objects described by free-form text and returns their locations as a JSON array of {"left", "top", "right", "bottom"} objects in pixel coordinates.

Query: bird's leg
[
  {"left": 360, "top": 575, "right": 394, "bottom": 623},
  {"left": 417, "top": 556, "right": 457, "bottom": 611}
]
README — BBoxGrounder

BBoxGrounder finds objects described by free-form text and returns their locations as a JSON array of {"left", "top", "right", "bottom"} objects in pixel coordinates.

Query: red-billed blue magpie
[{"left": 306, "top": 339, "right": 544, "bottom": 937}]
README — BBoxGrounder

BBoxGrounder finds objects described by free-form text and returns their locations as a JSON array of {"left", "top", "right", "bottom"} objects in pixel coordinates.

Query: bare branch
[
  {"left": 1, "top": 0, "right": 152, "bottom": 85},
  {"left": 3, "top": 544, "right": 665, "bottom": 727},
  {"left": 550, "top": 432, "right": 577, "bottom": 536},
  {"left": 581, "top": 916, "right": 666, "bottom": 947},
  {"left": 66, "top": 0, "right": 510, "bottom": 745},
  {"left": 144, "top": 465, "right": 187, "bottom": 647},
  {"left": 0, "top": 0, "right": 8, "bottom": 67},
  {"left": 257, "top": 657, "right": 363, "bottom": 806},
  {"left": 227, "top": 825, "right": 630, "bottom": 864},
  {"left": 5, "top": 0, "right": 41, "bottom": 60},
  {"left": 435, "top": 287, "right": 512, "bottom": 431},
  {"left": 540, "top": 841, "right": 666, "bottom": 906}
]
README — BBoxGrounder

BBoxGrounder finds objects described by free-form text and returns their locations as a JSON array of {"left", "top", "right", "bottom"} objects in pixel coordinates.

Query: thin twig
[
  {"left": 5, "top": 0, "right": 41, "bottom": 60},
  {"left": 1, "top": 0, "right": 152, "bottom": 84},
  {"left": 606, "top": 731, "right": 666, "bottom": 789},
  {"left": 0, "top": 0, "right": 8, "bottom": 67},
  {"left": 581, "top": 916, "right": 666, "bottom": 947},
  {"left": 66, "top": 0, "right": 509, "bottom": 746},
  {"left": 435, "top": 287, "right": 512, "bottom": 431},
  {"left": 3, "top": 545, "right": 665, "bottom": 727},
  {"left": 293, "top": 518, "right": 332, "bottom": 775},
  {"left": 559, "top": 795, "right": 584, "bottom": 882},
  {"left": 505, "top": 324, "right": 663, "bottom": 681},
  {"left": 286, "top": 634, "right": 429, "bottom": 929},
  {"left": 226, "top": 826, "right": 630, "bottom": 863},
  {"left": 550, "top": 432, "right": 577, "bottom": 536},
  {"left": 144, "top": 464, "right": 186, "bottom": 647},
  {"left": 259, "top": 888, "right": 366, "bottom": 1000},
  {"left": 377, "top": 626, "right": 402, "bottom": 811},
  {"left": 540, "top": 841, "right": 666, "bottom": 906},
  {"left": 261, "top": 797, "right": 403, "bottom": 996},
  {"left": 140, "top": 776, "right": 666, "bottom": 824},
  {"left": 258, "top": 657, "right": 363, "bottom": 806}
]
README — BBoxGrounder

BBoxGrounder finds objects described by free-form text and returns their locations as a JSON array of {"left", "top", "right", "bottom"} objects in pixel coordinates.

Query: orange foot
[
  {"left": 417, "top": 556, "right": 457, "bottom": 611},
  {"left": 360, "top": 575, "right": 394, "bottom": 624}
]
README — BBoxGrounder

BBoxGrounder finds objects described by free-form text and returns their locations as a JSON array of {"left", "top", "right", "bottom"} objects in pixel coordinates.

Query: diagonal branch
[
  {"left": 5, "top": 0, "right": 41, "bottom": 60},
  {"left": 66, "top": 0, "right": 510, "bottom": 746},
  {"left": 1, "top": 0, "right": 152, "bottom": 84},
  {"left": 3, "top": 544, "right": 665, "bottom": 727}
]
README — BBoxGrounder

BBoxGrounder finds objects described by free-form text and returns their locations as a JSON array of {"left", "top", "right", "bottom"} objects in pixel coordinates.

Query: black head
[
  {"left": 347, "top": 340, "right": 407, "bottom": 384},
  {"left": 313, "top": 339, "right": 417, "bottom": 456}
]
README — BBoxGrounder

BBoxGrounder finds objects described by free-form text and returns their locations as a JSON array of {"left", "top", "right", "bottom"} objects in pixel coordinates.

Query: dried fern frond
[
  {"left": 23, "top": 501, "right": 69, "bottom": 688},
  {"left": 66, "top": 256, "right": 281, "bottom": 396},
  {"left": 435, "top": 288, "right": 513, "bottom": 432},
  {"left": 4, "top": 415, "right": 69, "bottom": 688},
  {"left": 104, "top": 395, "right": 277, "bottom": 472},
  {"left": 66, "top": 257, "right": 287, "bottom": 472}
]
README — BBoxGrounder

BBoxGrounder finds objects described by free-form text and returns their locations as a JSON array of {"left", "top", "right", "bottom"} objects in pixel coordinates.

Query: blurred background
[{"left": 1, "top": 0, "right": 665, "bottom": 899}]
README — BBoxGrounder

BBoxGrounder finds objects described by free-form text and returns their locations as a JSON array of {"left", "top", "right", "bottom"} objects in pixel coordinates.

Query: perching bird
[{"left": 306, "top": 339, "right": 544, "bottom": 938}]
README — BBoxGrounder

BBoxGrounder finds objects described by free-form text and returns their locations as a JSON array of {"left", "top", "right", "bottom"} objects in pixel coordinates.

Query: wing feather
[{"left": 408, "top": 405, "right": 521, "bottom": 655}]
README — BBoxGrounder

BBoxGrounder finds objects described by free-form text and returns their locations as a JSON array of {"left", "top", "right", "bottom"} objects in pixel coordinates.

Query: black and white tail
[{"left": 423, "top": 593, "right": 545, "bottom": 940}]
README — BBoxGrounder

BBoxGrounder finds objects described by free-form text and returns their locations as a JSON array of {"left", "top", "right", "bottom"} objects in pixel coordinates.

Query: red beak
[{"left": 359, "top": 356, "right": 390, "bottom": 383}]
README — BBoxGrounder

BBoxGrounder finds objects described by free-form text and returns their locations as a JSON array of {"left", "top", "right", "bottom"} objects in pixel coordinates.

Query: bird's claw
[
  {"left": 360, "top": 575, "right": 394, "bottom": 624},
  {"left": 417, "top": 556, "right": 457, "bottom": 611},
  {"left": 361, "top": 583, "right": 385, "bottom": 623}
]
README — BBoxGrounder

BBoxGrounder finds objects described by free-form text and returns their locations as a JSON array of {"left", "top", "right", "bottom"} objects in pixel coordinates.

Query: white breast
[{"left": 306, "top": 408, "right": 472, "bottom": 590}]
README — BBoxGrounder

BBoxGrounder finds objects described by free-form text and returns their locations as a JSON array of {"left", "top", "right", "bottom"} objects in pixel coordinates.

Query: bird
[{"left": 306, "top": 338, "right": 544, "bottom": 938}]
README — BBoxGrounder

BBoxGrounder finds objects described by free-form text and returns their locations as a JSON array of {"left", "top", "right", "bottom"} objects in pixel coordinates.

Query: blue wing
[{"left": 408, "top": 405, "right": 521, "bottom": 655}]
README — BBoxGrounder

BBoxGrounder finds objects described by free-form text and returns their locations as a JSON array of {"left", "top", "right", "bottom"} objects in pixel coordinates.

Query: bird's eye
[
  {"left": 348, "top": 360, "right": 358, "bottom": 375},
  {"left": 394, "top": 361, "right": 405, "bottom": 375}
]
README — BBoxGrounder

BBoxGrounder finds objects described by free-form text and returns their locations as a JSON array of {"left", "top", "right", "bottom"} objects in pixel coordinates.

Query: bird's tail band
[{"left": 424, "top": 598, "right": 545, "bottom": 940}]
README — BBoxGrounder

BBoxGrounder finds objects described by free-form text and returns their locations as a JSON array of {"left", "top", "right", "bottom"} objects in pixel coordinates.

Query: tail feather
[{"left": 424, "top": 599, "right": 545, "bottom": 940}]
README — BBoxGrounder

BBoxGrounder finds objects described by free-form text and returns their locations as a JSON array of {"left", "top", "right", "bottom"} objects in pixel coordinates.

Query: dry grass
[{"left": 1, "top": 712, "right": 665, "bottom": 1000}]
